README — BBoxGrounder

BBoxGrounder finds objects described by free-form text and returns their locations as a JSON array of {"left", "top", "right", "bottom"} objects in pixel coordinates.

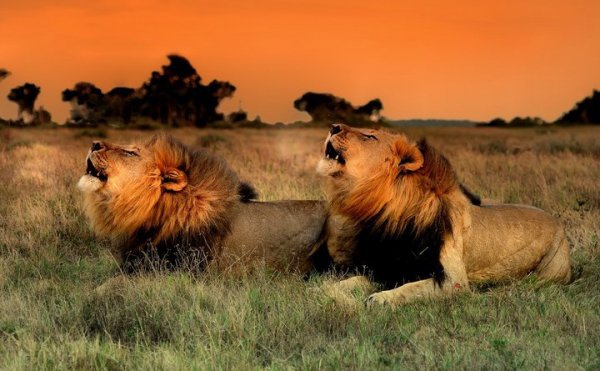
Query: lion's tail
[
  {"left": 569, "top": 265, "right": 583, "bottom": 284},
  {"left": 459, "top": 183, "right": 482, "bottom": 206},
  {"left": 238, "top": 182, "right": 258, "bottom": 202}
]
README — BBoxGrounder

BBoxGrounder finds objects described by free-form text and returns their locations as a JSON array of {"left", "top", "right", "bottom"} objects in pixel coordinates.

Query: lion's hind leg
[{"left": 535, "top": 228, "right": 571, "bottom": 283}]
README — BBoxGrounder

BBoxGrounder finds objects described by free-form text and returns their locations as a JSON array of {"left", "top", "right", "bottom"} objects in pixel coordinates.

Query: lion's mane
[
  {"left": 325, "top": 137, "right": 470, "bottom": 287},
  {"left": 82, "top": 134, "right": 250, "bottom": 271},
  {"left": 321, "top": 125, "right": 571, "bottom": 305}
]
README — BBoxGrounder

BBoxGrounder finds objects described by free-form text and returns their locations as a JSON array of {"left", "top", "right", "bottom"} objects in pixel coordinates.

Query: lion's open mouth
[
  {"left": 86, "top": 157, "right": 107, "bottom": 181},
  {"left": 325, "top": 141, "right": 345, "bottom": 165}
]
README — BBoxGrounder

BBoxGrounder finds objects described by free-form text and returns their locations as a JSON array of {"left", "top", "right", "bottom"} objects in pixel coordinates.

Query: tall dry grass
[{"left": 0, "top": 126, "right": 599, "bottom": 369}]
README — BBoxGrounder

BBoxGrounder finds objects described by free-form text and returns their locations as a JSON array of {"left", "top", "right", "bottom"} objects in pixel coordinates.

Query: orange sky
[{"left": 1, "top": 0, "right": 599, "bottom": 123}]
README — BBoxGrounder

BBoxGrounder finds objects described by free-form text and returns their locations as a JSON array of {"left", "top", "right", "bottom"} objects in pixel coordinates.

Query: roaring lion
[
  {"left": 78, "top": 133, "right": 328, "bottom": 274},
  {"left": 317, "top": 124, "right": 572, "bottom": 306}
]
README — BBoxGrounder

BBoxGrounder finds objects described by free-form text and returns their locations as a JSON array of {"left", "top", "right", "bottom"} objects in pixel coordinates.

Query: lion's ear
[
  {"left": 161, "top": 168, "right": 188, "bottom": 192},
  {"left": 394, "top": 140, "right": 424, "bottom": 173}
]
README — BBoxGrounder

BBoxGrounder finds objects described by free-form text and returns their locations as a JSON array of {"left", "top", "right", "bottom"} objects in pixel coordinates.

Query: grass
[{"left": 0, "top": 125, "right": 599, "bottom": 369}]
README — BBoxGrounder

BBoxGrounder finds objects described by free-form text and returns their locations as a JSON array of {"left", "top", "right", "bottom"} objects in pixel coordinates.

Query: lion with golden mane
[
  {"left": 318, "top": 124, "right": 571, "bottom": 306},
  {"left": 78, "top": 133, "right": 328, "bottom": 275}
]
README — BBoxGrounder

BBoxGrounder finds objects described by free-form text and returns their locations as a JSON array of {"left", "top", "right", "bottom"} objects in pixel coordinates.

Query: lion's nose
[
  {"left": 91, "top": 141, "right": 104, "bottom": 152},
  {"left": 330, "top": 124, "right": 342, "bottom": 136}
]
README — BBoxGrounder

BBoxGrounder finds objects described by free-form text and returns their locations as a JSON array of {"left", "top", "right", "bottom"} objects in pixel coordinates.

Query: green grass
[{"left": 1, "top": 126, "right": 599, "bottom": 369}]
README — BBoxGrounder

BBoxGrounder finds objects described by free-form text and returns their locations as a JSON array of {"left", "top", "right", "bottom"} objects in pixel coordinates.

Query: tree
[
  {"left": 227, "top": 109, "right": 248, "bottom": 123},
  {"left": 105, "top": 87, "right": 136, "bottom": 124},
  {"left": 356, "top": 98, "right": 383, "bottom": 121},
  {"left": 0, "top": 69, "right": 9, "bottom": 83},
  {"left": 62, "top": 82, "right": 104, "bottom": 124},
  {"left": 61, "top": 54, "right": 237, "bottom": 126},
  {"left": 556, "top": 90, "right": 600, "bottom": 124},
  {"left": 7, "top": 83, "right": 40, "bottom": 124},
  {"left": 139, "top": 55, "right": 236, "bottom": 126},
  {"left": 294, "top": 92, "right": 384, "bottom": 124},
  {"left": 487, "top": 118, "right": 507, "bottom": 127}
]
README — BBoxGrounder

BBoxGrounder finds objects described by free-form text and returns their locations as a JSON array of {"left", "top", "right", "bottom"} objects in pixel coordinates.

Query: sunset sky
[{"left": 1, "top": 0, "right": 599, "bottom": 123}]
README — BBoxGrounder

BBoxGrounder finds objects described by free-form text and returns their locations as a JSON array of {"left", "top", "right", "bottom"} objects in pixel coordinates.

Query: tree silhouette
[
  {"left": 0, "top": 69, "right": 9, "bottom": 123},
  {"left": 487, "top": 118, "right": 507, "bottom": 127},
  {"left": 105, "top": 87, "right": 136, "bottom": 124},
  {"left": 556, "top": 90, "right": 600, "bottom": 124},
  {"left": 197, "top": 80, "right": 236, "bottom": 125},
  {"left": 62, "top": 82, "right": 104, "bottom": 124},
  {"left": 227, "top": 109, "right": 248, "bottom": 123},
  {"left": 0, "top": 69, "right": 9, "bottom": 83},
  {"left": 294, "top": 92, "right": 384, "bottom": 124},
  {"left": 35, "top": 107, "right": 52, "bottom": 124},
  {"left": 8, "top": 83, "right": 40, "bottom": 124},
  {"left": 483, "top": 116, "right": 547, "bottom": 127},
  {"left": 356, "top": 98, "right": 383, "bottom": 121},
  {"left": 60, "top": 55, "right": 237, "bottom": 126},
  {"left": 139, "top": 54, "right": 236, "bottom": 126}
]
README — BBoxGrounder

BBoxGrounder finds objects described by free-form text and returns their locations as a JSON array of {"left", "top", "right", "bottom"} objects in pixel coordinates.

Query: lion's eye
[
  {"left": 123, "top": 150, "right": 138, "bottom": 157},
  {"left": 361, "top": 133, "right": 378, "bottom": 141}
]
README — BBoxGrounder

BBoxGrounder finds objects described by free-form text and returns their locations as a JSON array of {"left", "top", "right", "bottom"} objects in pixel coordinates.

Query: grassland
[{"left": 0, "top": 125, "right": 599, "bottom": 369}]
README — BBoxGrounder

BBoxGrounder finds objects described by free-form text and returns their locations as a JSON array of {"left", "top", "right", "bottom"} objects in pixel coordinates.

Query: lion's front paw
[{"left": 366, "top": 291, "right": 401, "bottom": 308}]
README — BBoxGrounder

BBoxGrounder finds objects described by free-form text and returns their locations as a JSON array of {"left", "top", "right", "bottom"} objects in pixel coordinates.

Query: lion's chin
[
  {"left": 316, "top": 158, "right": 344, "bottom": 177},
  {"left": 78, "top": 175, "right": 104, "bottom": 192}
]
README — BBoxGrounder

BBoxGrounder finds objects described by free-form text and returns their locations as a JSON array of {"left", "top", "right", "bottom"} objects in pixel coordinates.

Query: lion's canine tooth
[{"left": 335, "top": 155, "right": 339, "bottom": 160}]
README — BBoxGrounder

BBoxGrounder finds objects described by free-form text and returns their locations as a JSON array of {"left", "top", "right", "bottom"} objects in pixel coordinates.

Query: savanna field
[{"left": 0, "top": 125, "right": 599, "bottom": 369}]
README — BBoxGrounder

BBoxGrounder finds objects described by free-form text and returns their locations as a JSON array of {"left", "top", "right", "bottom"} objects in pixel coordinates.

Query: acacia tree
[
  {"left": 294, "top": 92, "right": 384, "bottom": 124},
  {"left": 104, "top": 87, "right": 136, "bottom": 124},
  {"left": 61, "top": 55, "right": 237, "bottom": 126},
  {"left": 62, "top": 82, "right": 104, "bottom": 124},
  {"left": 8, "top": 83, "right": 40, "bottom": 124},
  {"left": 0, "top": 69, "right": 9, "bottom": 83},
  {"left": 0, "top": 69, "right": 9, "bottom": 123},
  {"left": 139, "top": 55, "right": 236, "bottom": 126},
  {"left": 356, "top": 98, "right": 383, "bottom": 121},
  {"left": 556, "top": 90, "right": 600, "bottom": 124}
]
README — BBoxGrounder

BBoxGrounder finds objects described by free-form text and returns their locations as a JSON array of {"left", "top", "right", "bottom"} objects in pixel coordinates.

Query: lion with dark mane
[
  {"left": 318, "top": 124, "right": 571, "bottom": 306},
  {"left": 78, "top": 133, "right": 327, "bottom": 275}
]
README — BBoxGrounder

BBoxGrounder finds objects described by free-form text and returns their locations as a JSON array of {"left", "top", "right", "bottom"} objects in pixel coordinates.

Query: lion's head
[
  {"left": 317, "top": 124, "right": 466, "bottom": 235},
  {"left": 78, "top": 134, "right": 249, "bottom": 265}
]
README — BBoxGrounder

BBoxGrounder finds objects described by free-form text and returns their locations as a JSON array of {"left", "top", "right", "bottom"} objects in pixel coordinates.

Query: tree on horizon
[
  {"left": 139, "top": 54, "right": 236, "bottom": 127},
  {"left": 0, "top": 69, "right": 9, "bottom": 83},
  {"left": 294, "top": 92, "right": 384, "bottom": 125},
  {"left": 62, "top": 82, "right": 105, "bottom": 125},
  {"left": 61, "top": 54, "right": 236, "bottom": 126},
  {"left": 556, "top": 90, "right": 600, "bottom": 124},
  {"left": 8, "top": 83, "right": 40, "bottom": 125}
]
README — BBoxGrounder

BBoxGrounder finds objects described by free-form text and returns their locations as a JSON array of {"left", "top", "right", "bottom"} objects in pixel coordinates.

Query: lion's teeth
[{"left": 335, "top": 155, "right": 339, "bottom": 160}]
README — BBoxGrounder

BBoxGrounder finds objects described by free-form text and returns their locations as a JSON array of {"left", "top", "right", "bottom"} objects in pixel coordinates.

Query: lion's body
[
  {"left": 212, "top": 200, "right": 327, "bottom": 274},
  {"left": 78, "top": 134, "right": 327, "bottom": 276},
  {"left": 318, "top": 125, "right": 571, "bottom": 306},
  {"left": 464, "top": 204, "right": 570, "bottom": 283}
]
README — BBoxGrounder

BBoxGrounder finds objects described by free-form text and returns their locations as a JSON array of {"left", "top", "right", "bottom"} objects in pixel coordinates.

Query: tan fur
[
  {"left": 79, "top": 134, "right": 328, "bottom": 275},
  {"left": 318, "top": 124, "right": 572, "bottom": 307}
]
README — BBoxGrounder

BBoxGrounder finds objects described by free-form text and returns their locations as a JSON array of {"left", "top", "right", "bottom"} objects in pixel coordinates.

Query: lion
[
  {"left": 78, "top": 133, "right": 328, "bottom": 275},
  {"left": 317, "top": 124, "right": 572, "bottom": 306}
]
